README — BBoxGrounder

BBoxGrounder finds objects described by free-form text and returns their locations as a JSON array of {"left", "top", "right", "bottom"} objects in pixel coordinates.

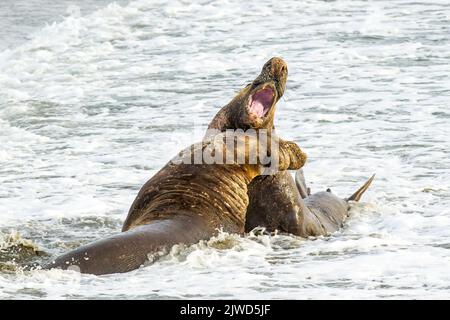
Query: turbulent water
[{"left": 0, "top": 0, "right": 449, "bottom": 299}]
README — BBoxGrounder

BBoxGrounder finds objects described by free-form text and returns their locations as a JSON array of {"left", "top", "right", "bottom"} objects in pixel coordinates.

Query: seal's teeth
[{"left": 249, "top": 100, "right": 265, "bottom": 117}]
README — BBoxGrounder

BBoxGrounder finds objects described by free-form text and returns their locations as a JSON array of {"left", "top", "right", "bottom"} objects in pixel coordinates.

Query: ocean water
[{"left": 0, "top": 0, "right": 449, "bottom": 299}]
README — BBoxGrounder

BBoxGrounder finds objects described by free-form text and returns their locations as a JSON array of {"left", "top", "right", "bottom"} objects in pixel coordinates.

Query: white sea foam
[{"left": 0, "top": 0, "right": 449, "bottom": 299}]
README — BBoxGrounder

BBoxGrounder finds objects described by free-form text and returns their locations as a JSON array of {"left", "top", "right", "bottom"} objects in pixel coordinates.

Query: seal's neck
[{"left": 139, "top": 164, "right": 252, "bottom": 232}]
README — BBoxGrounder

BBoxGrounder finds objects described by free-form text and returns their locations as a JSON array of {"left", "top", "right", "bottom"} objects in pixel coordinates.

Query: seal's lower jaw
[{"left": 247, "top": 87, "right": 275, "bottom": 124}]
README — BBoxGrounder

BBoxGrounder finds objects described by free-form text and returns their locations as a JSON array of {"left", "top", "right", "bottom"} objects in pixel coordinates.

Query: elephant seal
[
  {"left": 46, "top": 132, "right": 306, "bottom": 275},
  {"left": 207, "top": 57, "right": 374, "bottom": 237}
]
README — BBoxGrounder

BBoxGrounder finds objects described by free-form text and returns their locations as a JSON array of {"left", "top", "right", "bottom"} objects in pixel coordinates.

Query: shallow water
[{"left": 0, "top": 0, "right": 449, "bottom": 299}]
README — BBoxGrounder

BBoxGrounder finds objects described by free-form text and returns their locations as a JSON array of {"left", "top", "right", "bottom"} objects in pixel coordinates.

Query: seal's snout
[
  {"left": 255, "top": 57, "right": 288, "bottom": 98},
  {"left": 268, "top": 57, "right": 288, "bottom": 83}
]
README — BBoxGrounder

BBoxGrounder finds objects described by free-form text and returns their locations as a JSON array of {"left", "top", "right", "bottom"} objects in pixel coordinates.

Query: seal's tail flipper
[{"left": 347, "top": 174, "right": 375, "bottom": 202}]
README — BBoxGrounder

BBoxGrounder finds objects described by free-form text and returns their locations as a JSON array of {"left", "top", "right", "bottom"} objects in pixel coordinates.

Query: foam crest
[{"left": 1, "top": 0, "right": 450, "bottom": 299}]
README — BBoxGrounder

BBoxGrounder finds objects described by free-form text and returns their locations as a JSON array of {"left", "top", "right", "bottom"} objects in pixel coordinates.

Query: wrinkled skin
[
  {"left": 46, "top": 133, "right": 305, "bottom": 275},
  {"left": 208, "top": 57, "right": 373, "bottom": 237}
]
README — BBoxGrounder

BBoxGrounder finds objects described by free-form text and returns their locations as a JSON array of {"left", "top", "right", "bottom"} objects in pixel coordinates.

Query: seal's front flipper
[
  {"left": 346, "top": 174, "right": 375, "bottom": 202},
  {"left": 295, "top": 169, "right": 309, "bottom": 199}
]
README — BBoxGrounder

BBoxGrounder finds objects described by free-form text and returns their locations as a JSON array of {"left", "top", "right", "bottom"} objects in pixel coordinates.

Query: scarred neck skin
[
  {"left": 125, "top": 164, "right": 253, "bottom": 233},
  {"left": 122, "top": 132, "right": 306, "bottom": 233},
  {"left": 122, "top": 134, "right": 263, "bottom": 233}
]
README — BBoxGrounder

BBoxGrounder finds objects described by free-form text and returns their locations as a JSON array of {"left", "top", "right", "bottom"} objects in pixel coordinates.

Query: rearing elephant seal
[
  {"left": 46, "top": 132, "right": 306, "bottom": 275},
  {"left": 207, "top": 57, "right": 374, "bottom": 237}
]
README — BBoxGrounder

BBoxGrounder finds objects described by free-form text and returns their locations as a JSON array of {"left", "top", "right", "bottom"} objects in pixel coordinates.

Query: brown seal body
[
  {"left": 208, "top": 57, "right": 374, "bottom": 237},
  {"left": 46, "top": 133, "right": 305, "bottom": 275}
]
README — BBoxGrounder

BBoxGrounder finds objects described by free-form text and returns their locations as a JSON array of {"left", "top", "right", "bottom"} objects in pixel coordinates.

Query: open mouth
[{"left": 248, "top": 87, "right": 274, "bottom": 119}]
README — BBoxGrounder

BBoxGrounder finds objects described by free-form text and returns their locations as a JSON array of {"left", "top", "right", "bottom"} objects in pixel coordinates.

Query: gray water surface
[{"left": 0, "top": 0, "right": 449, "bottom": 299}]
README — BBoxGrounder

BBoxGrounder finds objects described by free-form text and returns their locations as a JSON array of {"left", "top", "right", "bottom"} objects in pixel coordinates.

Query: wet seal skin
[
  {"left": 207, "top": 57, "right": 374, "bottom": 237},
  {"left": 45, "top": 132, "right": 306, "bottom": 275}
]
